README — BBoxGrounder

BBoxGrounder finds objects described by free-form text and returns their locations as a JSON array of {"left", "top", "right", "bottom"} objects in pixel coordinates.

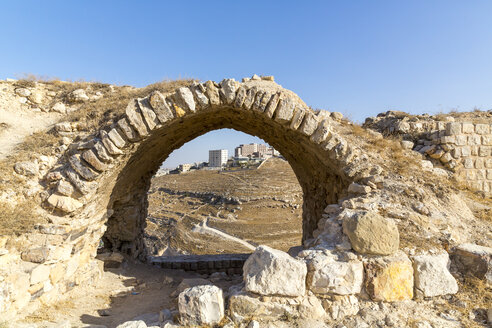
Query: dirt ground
[
  {"left": 145, "top": 158, "right": 303, "bottom": 255},
  {"left": 20, "top": 260, "right": 241, "bottom": 328}
]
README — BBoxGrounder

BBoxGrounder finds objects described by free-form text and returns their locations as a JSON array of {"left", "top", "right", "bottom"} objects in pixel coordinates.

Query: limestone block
[
  {"left": 30, "top": 264, "right": 50, "bottom": 285},
  {"left": 219, "top": 79, "right": 237, "bottom": 104},
  {"left": 125, "top": 99, "right": 149, "bottom": 137},
  {"left": 21, "top": 247, "right": 48, "bottom": 264},
  {"left": 322, "top": 295, "right": 359, "bottom": 321},
  {"left": 174, "top": 87, "right": 196, "bottom": 112},
  {"left": 68, "top": 89, "right": 89, "bottom": 102},
  {"left": 306, "top": 252, "right": 363, "bottom": 295},
  {"left": 228, "top": 289, "right": 294, "bottom": 323},
  {"left": 264, "top": 92, "right": 280, "bottom": 118},
  {"left": 178, "top": 285, "right": 224, "bottom": 326},
  {"left": 47, "top": 194, "right": 83, "bottom": 213},
  {"left": 310, "top": 119, "right": 331, "bottom": 144},
  {"left": 446, "top": 122, "right": 461, "bottom": 135},
  {"left": 461, "top": 146, "right": 471, "bottom": 157},
  {"left": 51, "top": 102, "right": 66, "bottom": 113},
  {"left": 401, "top": 140, "right": 414, "bottom": 150},
  {"left": 69, "top": 154, "right": 98, "bottom": 181},
  {"left": 15, "top": 88, "right": 31, "bottom": 97},
  {"left": 331, "top": 112, "right": 344, "bottom": 121},
  {"left": 275, "top": 96, "right": 296, "bottom": 124},
  {"left": 28, "top": 90, "right": 43, "bottom": 104},
  {"left": 290, "top": 106, "right": 306, "bottom": 130},
  {"left": 65, "top": 167, "right": 95, "bottom": 195},
  {"left": 455, "top": 135, "right": 467, "bottom": 145},
  {"left": 365, "top": 252, "right": 414, "bottom": 302},
  {"left": 468, "top": 134, "right": 482, "bottom": 145},
  {"left": 82, "top": 149, "right": 108, "bottom": 172},
  {"left": 412, "top": 252, "right": 458, "bottom": 297},
  {"left": 14, "top": 161, "right": 38, "bottom": 177},
  {"left": 192, "top": 83, "right": 210, "bottom": 109},
  {"left": 101, "top": 130, "right": 123, "bottom": 155},
  {"left": 49, "top": 263, "right": 66, "bottom": 284},
  {"left": 149, "top": 91, "right": 175, "bottom": 124},
  {"left": 479, "top": 146, "right": 491, "bottom": 157},
  {"left": 299, "top": 112, "right": 319, "bottom": 136},
  {"left": 137, "top": 97, "right": 159, "bottom": 130},
  {"left": 205, "top": 80, "right": 220, "bottom": 106},
  {"left": 476, "top": 158, "right": 485, "bottom": 169},
  {"left": 257, "top": 92, "right": 273, "bottom": 112},
  {"left": 116, "top": 321, "right": 147, "bottom": 328},
  {"left": 476, "top": 123, "right": 490, "bottom": 135},
  {"left": 56, "top": 179, "right": 74, "bottom": 196},
  {"left": 234, "top": 86, "right": 247, "bottom": 108},
  {"left": 342, "top": 211, "right": 399, "bottom": 256},
  {"left": 347, "top": 182, "right": 371, "bottom": 195},
  {"left": 440, "top": 152, "right": 452, "bottom": 163},
  {"left": 440, "top": 136, "right": 455, "bottom": 144},
  {"left": 108, "top": 128, "right": 127, "bottom": 149},
  {"left": 453, "top": 243, "right": 492, "bottom": 284},
  {"left": 243, "top": 245, "right": 307, "bottom": 296},
  {"left": 462, "top": 122, "right": 474, "bottom": 134},
  {"left": 242, "top": 87, "right": 258, "bottom": 110}
]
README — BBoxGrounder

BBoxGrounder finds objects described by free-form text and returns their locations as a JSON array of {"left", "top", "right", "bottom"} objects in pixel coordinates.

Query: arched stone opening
[{"left": 102, "top": 105, "right": 348, "bottom": 257}]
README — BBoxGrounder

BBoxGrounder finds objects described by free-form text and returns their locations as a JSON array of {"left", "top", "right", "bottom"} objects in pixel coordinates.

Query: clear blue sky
[{"left": 2, "top": 1, "right": 492, "bottom": 167}]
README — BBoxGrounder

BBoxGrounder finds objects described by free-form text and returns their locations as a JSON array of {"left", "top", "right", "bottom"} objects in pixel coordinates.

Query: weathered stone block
[
  {"left": 149, "top": 91, "right": 175, "bottom": 124},
  {"left": 342, "top": 211, "right": 399, "bottom": 256},
  {"left": 178, "top": 285, "right": 224, "bottom": 326},
  {"left": 100, "top": 130, "right": 123, "bottom": 156},
  {"left": 453, "top": 243, "right": 492, "bottom": 284},
  {"left": 219, "top": 79, "right": 237, "bottom": 105},
  {"left": 306, "top": 252, "right": 363, "bottom": 295},
  {"left": 310, "top": 119, "right": 331, "bottom": 144},
  {"left": 125, "top": 99, "right": 149, "bottom": 137},
  {"left": 14, "top": 161, "right": 38, "bottom": 177},
  {"left": 243, "top": 245, "right": 307, "bottom": 296},
  {"left": 30, "top": 264, "right": 51, "bottom": 285},
  {"left": 455, "top": 135, "right": 467, "bottom": 146},
  {"left": 299, "top": 112, "right": 319, "bottom": 136},
  {"left": 175, "top": 87, "right": 196, "bottom": 112},
  {"left": 234, "top": 86, "right": 247, "bottom": 108},
  {"left": 476, "top": 123, "right": 490, "bottom": 135},
  {"left": 412, "top": 252, "right": 458, "bottom": 297},
  {"left": 365, "top": 252, "right": 414, "bottom": 302},
  {"left": 462, "top": 122, "right": 474, "bottom": 134},
  {"left": 108, "top": 128, "right": 127, "bottom": 149},
  {"left": 446, "top": 122, "right": 461, "bottom": 135},
  {"left": 205, "top": 80, "right": 220, "bottom": 106},
  {"left": 46, "top": 194, "right": 83, "bottom": 213},
  {"left": 69, "top": 154, "right": 98, "bottom": 181},
  {"left": 82, "top": 149, "right": 108, "bottom": 172},
  {"left": 21, "top": 247, "right": 48, "bottom": 264},
  {"left": 290, "top": 106, "right": 306, "bottom": 130},
  {"left": 264, "top": 92, "right": 280, "bottom": 118},
  {"left": 275, "top": 96, "right": 296, "bottom": 124}
]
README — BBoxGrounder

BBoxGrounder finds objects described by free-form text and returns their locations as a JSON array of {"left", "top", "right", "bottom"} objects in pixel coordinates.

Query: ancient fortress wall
[
  {"left": 1, "top": 79, "right": 491, "bottom": 325},
  {"left": 365, "top": 112, "right": 492, "bottom": 194}
]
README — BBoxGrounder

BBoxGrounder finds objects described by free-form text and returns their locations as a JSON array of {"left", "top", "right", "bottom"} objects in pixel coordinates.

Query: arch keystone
[{"left": 219, "top": 78, "right": 238, "bottom": 104}]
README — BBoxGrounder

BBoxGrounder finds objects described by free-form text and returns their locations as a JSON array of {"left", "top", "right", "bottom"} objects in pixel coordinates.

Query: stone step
[{"left": 148, "top": 253, "right": 251, "bottom": 275}]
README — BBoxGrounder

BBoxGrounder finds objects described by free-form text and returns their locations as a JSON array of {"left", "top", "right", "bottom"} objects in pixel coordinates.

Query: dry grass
[
  {"left": 24, "top": 299, "right": 76, "bottom": 322},
  {"left": 0, "top": 78, "right": 195, "bottom": 236}
]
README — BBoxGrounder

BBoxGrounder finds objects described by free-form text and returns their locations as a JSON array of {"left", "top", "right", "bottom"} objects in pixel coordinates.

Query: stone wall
[{"left": 364, "top": 111, "right": 492, "bottom": 193}]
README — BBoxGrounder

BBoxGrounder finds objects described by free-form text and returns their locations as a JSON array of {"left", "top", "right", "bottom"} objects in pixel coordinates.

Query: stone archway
[{"left": 45, "top": 77, "right": 372, "bottom": 258}]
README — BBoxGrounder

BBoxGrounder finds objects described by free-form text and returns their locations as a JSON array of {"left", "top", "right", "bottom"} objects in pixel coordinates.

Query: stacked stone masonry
[{"left": 364, "top": 112, "right": 492, "bottom": 194}]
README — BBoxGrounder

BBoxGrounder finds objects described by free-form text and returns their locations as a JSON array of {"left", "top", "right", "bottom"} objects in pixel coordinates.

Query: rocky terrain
[
  {"left": 0, "top": 76, "right": 490, "bottom": 328},
  {"left": 144, "top": 157, "right": 302, "bottom": 256}
]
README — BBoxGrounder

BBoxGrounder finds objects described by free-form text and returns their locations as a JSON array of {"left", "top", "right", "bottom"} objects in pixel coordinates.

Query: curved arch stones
[{"left": 45, "top": 77, "right": 375, "bottom": 257}]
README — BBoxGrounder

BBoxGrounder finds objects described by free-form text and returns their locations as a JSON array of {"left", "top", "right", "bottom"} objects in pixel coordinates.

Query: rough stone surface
[
  {"left": 243, "top": 245, "right": 307, "bottom": 296},
  {"left": 47, "top": 194, "right": 83, "bottom": 213},
  {"left": 412, "top": 252, "right": 458, "bottom": 297},
  {"left": 116, "top": 321, "right": 147, "bottom": 328},
  {"left": 365, "top": 252, "right": 414, "bottom": 302},
  {"left": 178, "top": 285, "right": 224, "bottom": 326},
  {"left": 14, "top": 161, "right": 38, "bottom": 176},
  {"left": 305, "top": 251, "right": 364, "bottom": 295},
  {"left": 342, "top": 211, "right": 399, "bottom": 256},
  {"left": 453, "top": 243, "right": 492, "bottom": 284}
]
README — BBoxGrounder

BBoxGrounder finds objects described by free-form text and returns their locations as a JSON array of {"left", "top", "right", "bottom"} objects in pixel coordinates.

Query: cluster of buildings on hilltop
[{"left": 156, "top": 143, "right": 280, "bottom": 175}]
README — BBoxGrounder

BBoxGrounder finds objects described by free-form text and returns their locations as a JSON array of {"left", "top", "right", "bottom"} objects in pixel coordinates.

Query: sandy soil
[
  {"left": 20, "top": 260, "right": 241, "bottom": 328},
  {"left": 0, "top": 82, "right": 60, "bottom": 159}
]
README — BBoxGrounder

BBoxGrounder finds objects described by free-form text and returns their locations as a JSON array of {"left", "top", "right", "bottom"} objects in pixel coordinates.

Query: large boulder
[
  {"left": 452, "top": 243, "right": 492, "bottom": 284},
  {"left": 303, "top": 250, "right": 363, "bottom": 295},
  {"left": 243, "top": 245, "right": 307, "bottom": 296},
  {"left": 178, "top": 285, "right": 224, "bottom": 326},
  {"left": 342, "top": 211, "right": 399, "bottom": 255},
  {"left": 412, "top": 252, "right": 458, "bottom": 297}
]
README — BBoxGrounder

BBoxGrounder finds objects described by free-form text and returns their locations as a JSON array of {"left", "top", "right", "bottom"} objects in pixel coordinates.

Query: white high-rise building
[{"left": 209, "top": 149, "right": 228, "bottom": 167}]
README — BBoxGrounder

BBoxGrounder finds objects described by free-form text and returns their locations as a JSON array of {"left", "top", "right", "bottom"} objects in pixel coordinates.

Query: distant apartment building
[
  {"left": 178, "top": 163, "right": 192, "bottom": 173},
  {"left": 209, "top": 149, "right": 228, "bottom": 167},
  {"left": 234, "top": 143, "right": 277, "bottom": 158}
]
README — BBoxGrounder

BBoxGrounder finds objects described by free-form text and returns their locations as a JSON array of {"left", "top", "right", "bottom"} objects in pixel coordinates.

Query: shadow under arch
[{"left": 102, "top": 104, "right": 348, "bottom": 257}]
